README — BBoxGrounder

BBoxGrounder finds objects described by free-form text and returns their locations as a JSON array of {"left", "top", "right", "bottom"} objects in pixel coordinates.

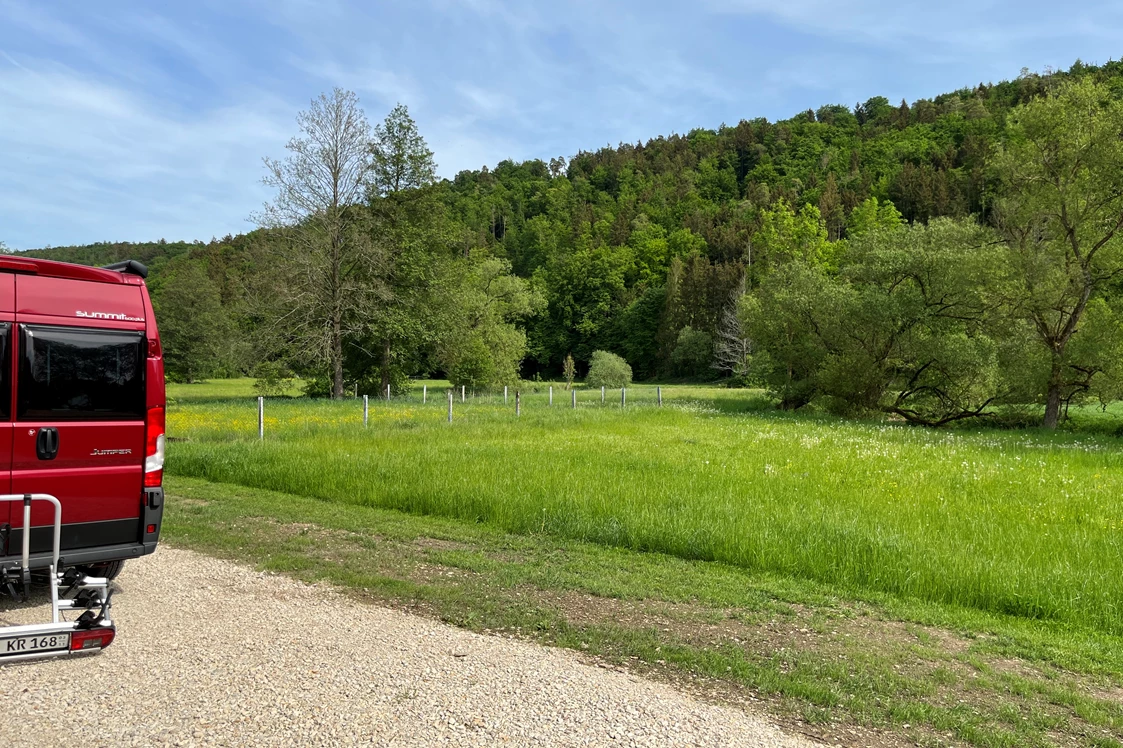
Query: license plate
[{"left": 0, "top": 633, "right": 70, "bottom": 657}]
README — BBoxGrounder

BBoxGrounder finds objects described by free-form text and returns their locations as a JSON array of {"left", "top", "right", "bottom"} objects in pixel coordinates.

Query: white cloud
[
  {"left": 704, "top": 0, "right": 1118, "bottom": 55},
  {"left": 0, "top": 0, "right": 94, "bottom": 53},
  {"left": 456, "top": 83, "right": 515, "bottom": 118},
  {"left": 116, "top": 10, "right": 250, "bottom": 88},
  {"left": 0, "top": 55, "right": 293, "bottom": 247},
  {"left": 293, "top": 58, "right": 424, "bottom": 110}
]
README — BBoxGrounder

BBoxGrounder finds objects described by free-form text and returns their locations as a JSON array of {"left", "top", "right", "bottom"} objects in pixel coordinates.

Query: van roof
[{"left": 1, "top": 256, "right": 144, "bottom": 285}]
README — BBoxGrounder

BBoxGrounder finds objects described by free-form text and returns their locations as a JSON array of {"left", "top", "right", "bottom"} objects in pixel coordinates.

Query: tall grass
[{"left": 166, "top": 382, "right": 1123, "bottom": 634}]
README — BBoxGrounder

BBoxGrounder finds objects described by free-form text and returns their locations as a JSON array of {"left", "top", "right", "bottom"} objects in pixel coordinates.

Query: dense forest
[{"left": 18, "top": 59, "right": 1123, "bottom": 428}]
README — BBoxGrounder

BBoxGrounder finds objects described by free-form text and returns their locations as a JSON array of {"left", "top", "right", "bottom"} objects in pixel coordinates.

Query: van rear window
[{"left": 18, "top": 325, "right": 146, "bottom": 421}]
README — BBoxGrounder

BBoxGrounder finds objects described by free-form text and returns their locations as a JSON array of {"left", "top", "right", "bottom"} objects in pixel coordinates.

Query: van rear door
[{"left": 12, "top": 275, "right": 147, "bottom": 555}]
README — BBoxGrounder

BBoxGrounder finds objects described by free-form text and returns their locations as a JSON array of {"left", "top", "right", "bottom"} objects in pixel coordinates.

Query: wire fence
[{"left": 165, "top": 382, "right": 724, "bottom": 442}]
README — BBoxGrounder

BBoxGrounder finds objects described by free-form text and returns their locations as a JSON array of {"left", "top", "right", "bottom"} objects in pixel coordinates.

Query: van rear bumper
[
  {"left": 0, "top": 487, "right": 163, "bottom": 571},
  {"left": 0, "top": 540, "right": 157, "bottom": 571}
]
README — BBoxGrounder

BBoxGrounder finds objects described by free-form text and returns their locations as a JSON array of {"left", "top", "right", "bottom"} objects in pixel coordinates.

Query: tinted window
[{"left": 18, "top": 325, "right": 145, "bottom": 421}]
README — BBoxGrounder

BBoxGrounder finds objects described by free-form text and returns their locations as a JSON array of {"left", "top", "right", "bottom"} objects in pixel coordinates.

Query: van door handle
[{"left": 36, "top": 427, "right": 59, "bottom": 461}]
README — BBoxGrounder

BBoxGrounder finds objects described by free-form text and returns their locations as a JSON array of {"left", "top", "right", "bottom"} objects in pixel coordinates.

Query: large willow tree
[{"left": 993, "top": 78, "right": 1123, "bottom": 428}]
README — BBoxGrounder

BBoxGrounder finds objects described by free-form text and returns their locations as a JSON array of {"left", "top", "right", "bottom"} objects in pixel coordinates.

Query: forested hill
[
  {"left": 21, "top": 240, "right": 200, "bottom": 282},
  {"left": 18, "top": 60, "right": 1123, "bottom": 426},
  {"left": 20, "top": 237, "right": 256, "bottom": 282}
]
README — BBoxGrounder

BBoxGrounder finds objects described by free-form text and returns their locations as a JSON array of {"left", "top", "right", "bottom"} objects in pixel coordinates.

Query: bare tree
[
  {"left": 255, "top": 88, "right": 377, "bottom": 399},
  {"left": 712, "top": 276, "right": 751, "bottom": 378}
]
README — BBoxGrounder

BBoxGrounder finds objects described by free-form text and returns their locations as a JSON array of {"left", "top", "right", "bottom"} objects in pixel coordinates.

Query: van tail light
[
  {"left": 71, "top": 627, "right": 115, "bottom": 651},
  {"left": 145, "top": 406, "right": 166, "bottom": 487}
]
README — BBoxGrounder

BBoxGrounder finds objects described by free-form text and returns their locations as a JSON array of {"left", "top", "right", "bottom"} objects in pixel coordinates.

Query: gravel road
[{"left": 1, "top": 548, "right": 817, "bottom": 747}]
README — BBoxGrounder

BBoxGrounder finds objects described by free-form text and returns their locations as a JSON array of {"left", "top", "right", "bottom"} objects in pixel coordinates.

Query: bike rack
[{"left": 0, "top": 494, "right": 115, "bottom": 664}]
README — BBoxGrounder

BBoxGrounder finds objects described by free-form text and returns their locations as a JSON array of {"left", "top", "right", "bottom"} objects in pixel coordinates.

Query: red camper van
[{"left": 0, "top": 256, "right": 164, "bottom": 662}]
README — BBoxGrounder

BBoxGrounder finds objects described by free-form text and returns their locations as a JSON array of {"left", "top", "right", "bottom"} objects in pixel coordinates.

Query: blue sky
[{"left": 1, "top": 0, "right": 1120, "bottom": 250}]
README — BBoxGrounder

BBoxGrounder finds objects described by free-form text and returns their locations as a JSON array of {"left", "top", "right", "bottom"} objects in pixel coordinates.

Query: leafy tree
[
  {"left": 740, "top": 264, "right": 833, "bottom": 409},
  {"left": 824, "top": 219, "right": 1003, "bottom": 424},
  {"left": 745, "top": 219, "right": 1004, "bottom": 423},
  {"left": 1084, "top": 300, "right": 1123, "bottom": 411},
  {"left": 586, "top": 350, "right": 632, "bottom": 389},
  {"left": 153, "top": 260, "right": 234, "bottom": 383},
  {"left": 671, "top": 326, "right": 713, "bottom": 378},
  {"left": 535, "top": 242, "right": 631, "bottom": 365},
  {"left": 857, "top": 96, "right": 893, "bottom": 126},
  {"left": 1062, "top": 298, "right": 1123, "bottom": 413},
  {"left": 370, "top": 104, "right": 437, "bottom": 195},
  {"left": 252, "top": 361, "right": 294, "bottom": 397},
  {"left": 818, "top": 173, "right": 845, "bottom": 241},
  {"left": 612, "top": 284, "right": 665, "bottom": 380},
  {"left": 364, "top": 103, "right": 443, "bottom": 395},
  {"left": 658, "top": 254, "right": 744, "bottom": 371},
  {"left": 846, "top": 197, "right": 904, "bottom": 237},
  {"left": 667, "top": 229, "right": 708, "bottom": 259},
  {"left": 992, "top": 78, "right": 1123, "bottom": 428},
  {"left": 255, "top": 88, "right": 376, "bottom": 399},
  {"left": 443, "top": 335, "right": 497, "bottom": 390},
  {"left": 439, "top": 256, "right": 544, "bottom": 389},
  {"left": 627, "top": 217, "right": 670, "bottom": 287},
  {"left": 752, "top": 199, "right": 833, "bottom": 277}
]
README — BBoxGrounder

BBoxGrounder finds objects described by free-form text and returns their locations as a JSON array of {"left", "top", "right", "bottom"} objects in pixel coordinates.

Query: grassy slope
[
  {"left": 167, "top": 380, "right": 1123, "bottom": 636},
  {"left": 163, "top": 475, "right": 1123, "bottom": 748}
]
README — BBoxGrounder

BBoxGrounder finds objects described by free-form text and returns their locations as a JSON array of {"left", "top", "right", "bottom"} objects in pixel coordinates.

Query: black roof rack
[{"left": 100, "top": 260, "right": 148, "bottom": 279}]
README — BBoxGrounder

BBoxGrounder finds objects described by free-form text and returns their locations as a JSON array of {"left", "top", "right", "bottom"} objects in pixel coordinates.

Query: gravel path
[{"left": 1, "top": 548, "right": 817, "bottom": 747}]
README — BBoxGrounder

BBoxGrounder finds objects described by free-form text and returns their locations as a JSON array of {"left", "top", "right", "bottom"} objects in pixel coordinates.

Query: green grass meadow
[{"left": 166, "top": 379, "right": 1123, "bottom": 637}]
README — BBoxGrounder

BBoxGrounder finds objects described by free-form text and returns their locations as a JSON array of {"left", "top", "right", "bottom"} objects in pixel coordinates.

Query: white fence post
[
  {"left": 461, "top": 385, "right": 465, "bottom": 403},
  {"left": 423, "top": 384, "right": 427, "bottom": 404},
  {"left": 386, "top": 384, "right": 391, "bottom": 401},
  {"left": 601, "top": 386, "right": 605, "bottom": 404},
  {"left": 504, "top": 385, "right": 508, "bottom": 404},
  {"left": 448, "top": 390, "right": 453, "bottom": 423},
  {"left": 516, "top": 390, "right": 521, "bottom": 417},
  {"left": 621, "top": 387, "right": 626, "bottom": 408},
  {"left": 572, "top": 389, "right": 576, "bottom": 409},
  {"left": 363, "top": 394, "right": 369, "bottom": 427},
  {"left": 549, "top": 386, "right": 553, "bottom": 406},
  {"left": 258, "top": 396, "right": 264, "bottom": 440},
  {"left": 657, "top": 386, "right": 662, "bottom": 407}
]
